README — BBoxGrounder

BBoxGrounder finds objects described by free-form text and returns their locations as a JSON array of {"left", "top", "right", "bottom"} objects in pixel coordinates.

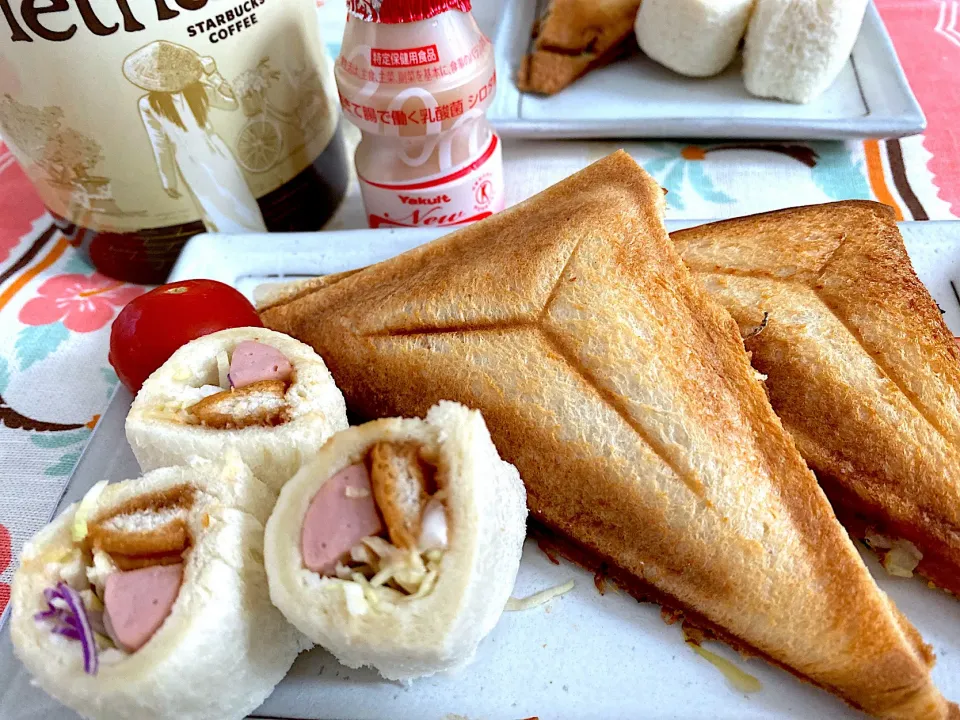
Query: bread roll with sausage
[
  {"left": 9, "top": 454, "right": 304, "bottom": 720},
  {"left": 126, "top": 327, "right": 348, "bottom": 492},
  {"left": 264, "top": 401, "right": 527, "bottom": 681}
]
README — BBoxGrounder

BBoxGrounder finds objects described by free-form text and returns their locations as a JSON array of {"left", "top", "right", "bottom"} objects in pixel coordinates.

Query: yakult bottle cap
[{"left": 347, "top": 0, "right": 472, "bottom": 23}]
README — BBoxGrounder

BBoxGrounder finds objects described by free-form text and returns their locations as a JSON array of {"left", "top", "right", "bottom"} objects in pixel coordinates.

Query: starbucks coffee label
[{"left": 0, "top": 0, "right": 338, "bottom": 233}]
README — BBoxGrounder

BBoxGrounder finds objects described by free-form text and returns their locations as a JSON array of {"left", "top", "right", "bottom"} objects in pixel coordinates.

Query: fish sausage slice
[
  {"left": 229, "top": 341, "right": 293, "bottom": 388},
  {"left": 301, "top": 464, "right": 383, "bottom": 574},
  {"left": 103, "top": 563, "right": 184, "bottom": 653}
]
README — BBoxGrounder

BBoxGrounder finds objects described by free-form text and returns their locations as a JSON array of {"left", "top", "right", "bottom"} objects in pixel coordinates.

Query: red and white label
[
  {"left": 360, "top": 134, "right": 504, "bottom": 229},
  {"left": 371, "top": 45, "right": 439, "bottom": 68}
]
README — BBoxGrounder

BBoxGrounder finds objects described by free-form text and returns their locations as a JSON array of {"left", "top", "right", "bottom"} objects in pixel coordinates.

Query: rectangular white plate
[
  {"left": 3, "top": 222, "right": 960, "bottom": 719},
  {"left": 484, "top": 0, "right": 925, "bottom": 140}
]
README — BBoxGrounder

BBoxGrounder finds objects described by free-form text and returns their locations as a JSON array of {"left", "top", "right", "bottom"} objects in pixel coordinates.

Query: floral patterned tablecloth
[{"left": 1, "top": 0, "right": 959, "bottom": 618}]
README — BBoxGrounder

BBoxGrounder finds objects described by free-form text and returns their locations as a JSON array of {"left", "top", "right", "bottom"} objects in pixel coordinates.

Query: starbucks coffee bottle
[{"left": 0, "top": 0, "right": 349, "bottom": 283}]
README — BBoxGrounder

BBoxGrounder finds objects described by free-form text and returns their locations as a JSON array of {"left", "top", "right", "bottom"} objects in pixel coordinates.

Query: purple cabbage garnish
[{"left": 34, "top": 582, "right": 98, "bottom": 675}]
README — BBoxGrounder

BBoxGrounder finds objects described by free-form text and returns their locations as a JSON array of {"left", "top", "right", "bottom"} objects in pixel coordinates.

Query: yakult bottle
[{"left": 336, "top": 0, "right": 503, "bottom": 228}]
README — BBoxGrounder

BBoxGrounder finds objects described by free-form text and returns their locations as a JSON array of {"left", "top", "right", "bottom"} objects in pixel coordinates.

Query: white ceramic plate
[
  {"left": 2, "top": 223, "right": 959, "bottom": 719},
  {"left": 483, "top": 0, "right": 925, "bottom": 140}
]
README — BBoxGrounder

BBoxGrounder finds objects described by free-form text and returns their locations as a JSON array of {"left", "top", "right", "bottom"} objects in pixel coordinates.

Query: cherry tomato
[{"left": 109, "top": 280, "right": 262, "bottom": 393}]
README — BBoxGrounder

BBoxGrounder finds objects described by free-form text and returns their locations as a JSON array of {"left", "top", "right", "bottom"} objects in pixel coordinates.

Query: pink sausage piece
[
  {"left": 103, "top": 563, "right": 183, "bottom": 653},
  {"left": 228, "top": 341, "right": 293, "bottom": 388},
  {"left": 301, "top": 464, "right": 383, "bottom": 575}
]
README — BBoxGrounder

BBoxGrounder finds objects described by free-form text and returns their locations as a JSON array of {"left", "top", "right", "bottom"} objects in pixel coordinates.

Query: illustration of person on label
[{"left": 122, "top": 41, "right": 266, "bottom": 232}]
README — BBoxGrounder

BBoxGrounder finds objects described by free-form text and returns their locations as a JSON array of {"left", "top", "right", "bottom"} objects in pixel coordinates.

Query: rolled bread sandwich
[
  {"left": 126, "top": 327, "right": 348, "bottom": 492},
  {"left": 10, "top": 454, "right": 303, "bottom": 720},
  {"left": 260, "top": 151, "right": 957, "bottom": 718},
  {"left": 743, "top": 0, "right": 869, "bottom": 103},
  {"left": 264, "top": 400, "right": 527, "bottom": 681},
  {"left": 636, "top": 0, "right": 755, "bottom": 77}
]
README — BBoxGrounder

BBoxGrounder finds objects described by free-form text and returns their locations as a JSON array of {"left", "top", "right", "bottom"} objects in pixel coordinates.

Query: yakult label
[
  {"left": 337, "top": 4, "right": 502, "bottom": 229},
  {"left": 359, "top": 133, "right": 503, "bottom": 228}
]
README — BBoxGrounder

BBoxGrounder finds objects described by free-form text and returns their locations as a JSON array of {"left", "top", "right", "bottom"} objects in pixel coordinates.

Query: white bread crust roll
[
  {"left": 743, "top": 0, "right": 869, "bottom": 103},
  {"left": 10, "top": 457, "right": 304, "bottom": 720},
  {"left": 126, "top": 327, "right": 348, "bottom": 492},
  {"left": 264, "top": 401, "right": 527, "bottom": 681},
  {"left": 636, "top": 0, "right": 755, "bottom": 77}
]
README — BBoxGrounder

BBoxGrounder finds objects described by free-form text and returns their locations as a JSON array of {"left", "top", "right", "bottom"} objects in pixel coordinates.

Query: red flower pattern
[
  {"left": 0, "top": 523, "right": 10, "bottom": 617},
  {"left": 19, "top": 272, "right": 143, "bottom": 333},
  {"left": 0, "top": 143, "right": 44, "bottom": 262}
]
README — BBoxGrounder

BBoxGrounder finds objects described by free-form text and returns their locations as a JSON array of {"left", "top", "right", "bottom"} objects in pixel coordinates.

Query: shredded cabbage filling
[
  {"left": 331, "top": 443, "right": 448, "bottom": 605},
  {"left": 335, "top": 537, "right": 444, "bottom": 600},
  {"left": 35, "top": 488, "right": 193, "bottom": 668},
  {"left": 34, "top": 582, "right": 99, "bottom": 674},
  {"left": 864, "top": 533, "right": 924, "bottom": 578}
]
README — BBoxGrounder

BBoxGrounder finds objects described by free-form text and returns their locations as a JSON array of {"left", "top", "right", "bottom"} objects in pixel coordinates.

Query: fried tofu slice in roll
[
  {"left": 261, "top": 151, "right": 956, "bottom": 719},
  {"left": 10, "top": 454, "right": 303, "bottom": 720},
  {"left": 673, "top": 201, "right": 960, "bottom": 596},
  {"left": 126, "top": 327, "right": 348, "bottom": 492},
  {"left": 264, "top": 401, "right": 527, "bottom": 681}
]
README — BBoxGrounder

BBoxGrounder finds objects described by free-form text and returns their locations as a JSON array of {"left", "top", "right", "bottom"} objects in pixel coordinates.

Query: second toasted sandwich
[
  {"left": 517, "top": 0, "right": 642, "bottom": 95},
  {"left": 261, "top": 153, "right": 955, "bottom": 718},
  {"left": 673, "top": 202, "right": 960, "bottom": 596}
]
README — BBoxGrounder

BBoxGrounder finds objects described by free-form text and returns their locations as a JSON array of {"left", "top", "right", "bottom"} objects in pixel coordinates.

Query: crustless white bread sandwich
[
  {"left": 673, "top": 201, "right": 960, "bottom": 597},
  {"left": 10, "top": 454, "right": 303, "bottom": 720},
  {"left": 743, "top": 0, "right": 870, "bottom": 103},
  {"left": 265, "top": 401, "right": 527, "bottom": 681},
  {"left": 635, "top": 0, "right": 755, "bottom": 77},
  {"left": 126, "top": 327, "right": 348, "bottom": 492},
  {"left": 260, "top": 151, "right": 957, "bottom": 719}
]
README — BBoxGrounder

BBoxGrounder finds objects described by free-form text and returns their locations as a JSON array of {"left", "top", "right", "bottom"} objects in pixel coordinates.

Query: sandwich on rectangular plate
[
  {"left": 673, "top": 202, "right": 960, "bottom": 596},
  {"left": 634, "top": 0, "right": 755, "bottom": 78},
  {"left": 126, "top": 327, "right": 348, "bottom": 492},
  {"left": 264, "top": 401, "right": 527, "bottom": 682},
  {"left": 10, "top": 453, "right": 303, "bottom": 720},
  {"left": 261, "top": 151, "right": 957, "bottom": 718},
  {"left": 743, "top": 0, "right": 870, "bottom": 103},
  {"left": 517, "top": 0, "right": 643, "bottom": 95}
]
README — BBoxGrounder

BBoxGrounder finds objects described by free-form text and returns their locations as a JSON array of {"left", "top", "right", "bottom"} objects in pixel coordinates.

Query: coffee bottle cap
[{"left": 347, "top": 0, "right": 472, "bottom": 23}]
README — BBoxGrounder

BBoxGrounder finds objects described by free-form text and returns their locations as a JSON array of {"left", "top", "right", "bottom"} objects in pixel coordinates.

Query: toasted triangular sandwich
[
  {"left": 261, "top": 153, "right": 955, "bottom": 718},
  {"left": 517, "top": 0, "right": 642, "bottom": 95},
  {"left": 673, "top": 202, "right": 960, "bottom": 596}
]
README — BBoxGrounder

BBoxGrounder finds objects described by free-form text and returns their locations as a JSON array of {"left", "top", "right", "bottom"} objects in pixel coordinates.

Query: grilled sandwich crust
[
  {"left": 673, "top": 202, "right": 960, "bottom": 597},
  {"left": 262, "top": 153, "right": 953, "bottom": 719},
  {"left": 256, "top": 271, "right": 362, "bottom": 313},
  {"left": 517, "top": 0, "right": 642, "bottom": 95},
  {"left": 529, "top": 521, "right": 942, "bottom": 716}
]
